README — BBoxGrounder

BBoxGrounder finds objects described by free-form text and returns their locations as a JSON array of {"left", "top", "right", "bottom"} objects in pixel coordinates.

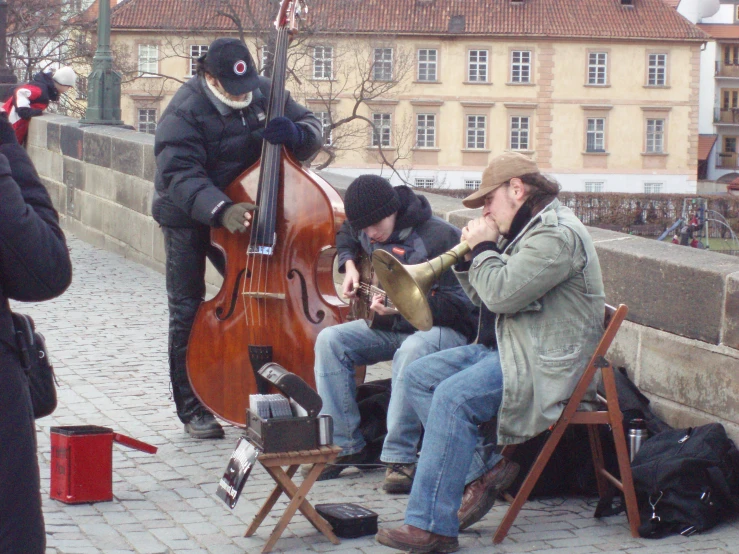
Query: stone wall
[{"left": 27, "top": 115, "right": 739, "bottom": 442}]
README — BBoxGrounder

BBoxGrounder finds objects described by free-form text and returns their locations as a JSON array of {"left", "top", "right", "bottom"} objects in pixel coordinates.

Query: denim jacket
[{"left": 454, "top": 199, "right": 605, "bottom": 445}]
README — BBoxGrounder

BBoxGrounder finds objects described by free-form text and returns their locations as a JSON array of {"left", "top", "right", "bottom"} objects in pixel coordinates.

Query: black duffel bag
[{"left": 631, "top": 423, "right": 739, "bottom": 538}]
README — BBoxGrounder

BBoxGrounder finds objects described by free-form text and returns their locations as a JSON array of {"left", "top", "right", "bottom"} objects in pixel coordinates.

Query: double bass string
[{"left": 244, "top": 25, "right": 290, "bottom": 327}]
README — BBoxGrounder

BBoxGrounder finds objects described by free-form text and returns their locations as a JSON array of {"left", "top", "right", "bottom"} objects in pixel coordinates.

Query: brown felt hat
[{"left": 462, "top": 151, "right": 539, "bottom": 209}]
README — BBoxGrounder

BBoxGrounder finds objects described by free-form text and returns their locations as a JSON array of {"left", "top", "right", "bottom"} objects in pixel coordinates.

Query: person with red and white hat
[
  {"left": 1, "top": 66, "right": 76, "bottom": 145},
  {"left": 153, "top": 38, "right": 324, "bottom": 439}
]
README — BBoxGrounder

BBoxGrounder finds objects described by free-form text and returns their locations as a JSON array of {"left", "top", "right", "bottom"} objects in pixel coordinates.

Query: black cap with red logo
[{"left": 201, "top": 38, "right": 259, "bottom": 95}]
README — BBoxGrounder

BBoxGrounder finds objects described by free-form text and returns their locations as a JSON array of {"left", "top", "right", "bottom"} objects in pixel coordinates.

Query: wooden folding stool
[{"left": 245, "top": 445, "right": 342, "bottom": 553}]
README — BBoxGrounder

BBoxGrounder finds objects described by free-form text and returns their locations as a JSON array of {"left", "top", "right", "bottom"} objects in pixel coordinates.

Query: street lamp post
[
  {"left": 80, "top": 0, "right": 123, "bottom": 125},
  {"left": 0, "top": 0, "right": 18, "bottom": 101}
]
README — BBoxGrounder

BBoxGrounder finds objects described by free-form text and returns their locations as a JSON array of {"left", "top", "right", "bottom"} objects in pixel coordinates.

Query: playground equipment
[{"left": 658, "top": 197, "right": 739, "bottom": 252}]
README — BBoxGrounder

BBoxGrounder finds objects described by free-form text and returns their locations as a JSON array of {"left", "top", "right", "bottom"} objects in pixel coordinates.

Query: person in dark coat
[
  {"left": 1, "top": 67, "right": 76, "bottom": 145},
  {"left": 311, "top": 175, "right": 478, "bottom": 491},
  {"left": 153, "top": 38, "right": 323, "bottom": 438},
  {"left": 0, "top": 112, "right": 72, "bottom": 553}
]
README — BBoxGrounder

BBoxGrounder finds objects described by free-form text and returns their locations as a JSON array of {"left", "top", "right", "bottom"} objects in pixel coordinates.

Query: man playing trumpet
[{"left": 376, "top": 152, "right": 606, "bottom": 553}]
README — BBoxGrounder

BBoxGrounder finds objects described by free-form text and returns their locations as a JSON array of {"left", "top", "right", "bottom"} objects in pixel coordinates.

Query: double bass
[{"left": 186, "top": 0, "right": 346, "bottom": 426}]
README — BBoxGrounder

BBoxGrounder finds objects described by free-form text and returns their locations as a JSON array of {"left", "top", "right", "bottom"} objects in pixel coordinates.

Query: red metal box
[{"left": 50, "top": 425, "right": 157, "bottom": 504}]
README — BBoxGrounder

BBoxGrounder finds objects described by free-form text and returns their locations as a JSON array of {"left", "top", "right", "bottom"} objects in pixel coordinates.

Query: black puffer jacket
[
  {"left": 0, "top": 143, "right": 72, "bottom": 341},
  {"left": 0, "top": 141, "right": 71, "bottom": 554},
  {"left": 336, "top": 186, "right": 478, "bottom": 340},
  {"left": 152, "top": 76, "right": 323, "bottom": 228}
]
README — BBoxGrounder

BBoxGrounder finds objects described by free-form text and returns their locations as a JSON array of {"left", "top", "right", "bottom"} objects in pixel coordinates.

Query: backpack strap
[{"left": 706, "top": 465, "right": 739, "bottom": 510}]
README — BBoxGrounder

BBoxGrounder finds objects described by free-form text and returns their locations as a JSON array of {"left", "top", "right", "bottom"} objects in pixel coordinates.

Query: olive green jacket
[{"left": 454, "top": 199, "right": 605, "bottom": 445}]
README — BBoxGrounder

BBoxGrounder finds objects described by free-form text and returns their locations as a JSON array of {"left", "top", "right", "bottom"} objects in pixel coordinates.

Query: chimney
[{"left": 448, "top": 15, "right": 465, "bottom": 33}]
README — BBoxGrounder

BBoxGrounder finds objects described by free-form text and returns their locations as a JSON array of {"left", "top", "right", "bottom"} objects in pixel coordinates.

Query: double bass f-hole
[
  {"left": 287, "top": 268, "right": 325, "bottom": 324},
  {"left": 215, "top": 268, "right": 249, "bottom": 321}
]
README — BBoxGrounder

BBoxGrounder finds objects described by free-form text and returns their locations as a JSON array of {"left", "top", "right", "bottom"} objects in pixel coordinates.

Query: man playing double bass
[{"left": 153, "top": 38, "right": 323, "bottom": 439}]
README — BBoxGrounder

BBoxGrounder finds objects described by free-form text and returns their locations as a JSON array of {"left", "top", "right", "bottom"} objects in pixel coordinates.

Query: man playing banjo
[{"left": 310, "top": 175, "right": 477, "bottom": 492}]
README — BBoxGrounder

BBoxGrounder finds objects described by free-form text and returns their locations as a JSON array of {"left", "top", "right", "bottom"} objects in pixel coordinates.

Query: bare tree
[{"left": 292, "top": 35, "right": 416, "bottom": 182}]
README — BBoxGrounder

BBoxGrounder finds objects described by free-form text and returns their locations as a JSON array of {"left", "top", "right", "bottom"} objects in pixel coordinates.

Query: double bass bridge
[{"left": 242, "top": 292, "right": 286, "bottom": 300}]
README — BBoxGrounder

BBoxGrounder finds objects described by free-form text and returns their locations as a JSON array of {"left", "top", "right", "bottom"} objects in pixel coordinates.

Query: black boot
[{"left": 184, "top": 412, "right": 224, "bottom": 439}]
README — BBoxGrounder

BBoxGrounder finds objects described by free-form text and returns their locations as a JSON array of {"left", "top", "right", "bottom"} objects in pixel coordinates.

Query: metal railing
[
  {"left": 714, "top": 107, "right": 739, "bottom": 124},
  {"left": 715, "top": 60, "right": 739, "bottom": 78},
  {"left": 717, "top": 151, "right": 739, "bottom": 169}
]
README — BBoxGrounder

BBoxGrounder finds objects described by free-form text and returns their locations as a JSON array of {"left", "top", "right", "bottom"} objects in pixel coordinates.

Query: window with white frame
[
  {"left": 313, "top": 46, "right": 333, "bottom": 80},
  {"left": 468, "top": 50, "right": 488, "bottom": 82},
  {"left": 373, "top": 48, "right": 393, "bottom": 81},
  {"left": 586, "top": 117, "right": 605, "bottom": 152},
  {"left": 466, "top": 115, "right": 486, "bottom": 149},
  {"left": 416, "top": 114, "right": 436, "bottom": 148},
  {"left": 316, "top": 111, "right": 333, "bottom": 146},
  {"left": 371, "top": 113, "right": 392, "bottom": 147},
  {"left": 647, "top": 53, "right": 667, "bottom": 86},
  {"left": 510, "top": 50, "right": 531, "bottom": 83},
  {"left": 646, "top": 118, "right": 664, "bottom": 153},
  {"left": 138, "top": 108, "right": 157, "bottom": 134},
  {"left": 414, "top": 178, "right": 435, "bottom": 188},
  {"left": 138, "top": 45, "right": 158, "bottom": 76},
  {"left": 465, "top": 179, "right": 481, "bottom": 190},
  {"left": 588, "top": 52, "right": 607, "bottom": 85},
  {"left": 644, "top": 182, "right": 663, "bottom": 194},
  {"left": 189, "top": 44, "right": 208, "bottom": 77},
  {"left": 418, "top": 49, "right": 438, "bottom": 82},
  {"left": 510, "top": 116, "right": 530, "bottom": 150},
  {"left": 584, "top": 181, "right": 604, "bottom": 192}
]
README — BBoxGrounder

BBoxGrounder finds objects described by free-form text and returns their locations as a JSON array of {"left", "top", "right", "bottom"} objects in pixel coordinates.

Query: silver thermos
[{"left": 628, "top": 418, "right": 648, "bottom": 461}]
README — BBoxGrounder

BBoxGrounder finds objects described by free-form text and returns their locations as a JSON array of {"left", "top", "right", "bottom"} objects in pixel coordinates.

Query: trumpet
[{"left": 371, "top": 241, "right": 471, "bottom": 331}]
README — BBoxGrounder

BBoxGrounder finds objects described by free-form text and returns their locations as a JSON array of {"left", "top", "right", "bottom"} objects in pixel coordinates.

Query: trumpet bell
[
  {"left": 372, "top": 249, "right": 434, "bottom": 331},
  {"left": 371, "top": 241, "right": 471, "bottom": 332}
]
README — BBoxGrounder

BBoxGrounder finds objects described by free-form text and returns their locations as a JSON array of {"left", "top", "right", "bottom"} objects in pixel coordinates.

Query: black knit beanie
[{"left": 344, "top": 174, "right": 401, "bottom": 231}]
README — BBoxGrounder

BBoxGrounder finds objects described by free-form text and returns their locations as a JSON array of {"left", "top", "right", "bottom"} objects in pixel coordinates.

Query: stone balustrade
[{"left": 26, "top": 115, "right": 739, "bottom": 442}]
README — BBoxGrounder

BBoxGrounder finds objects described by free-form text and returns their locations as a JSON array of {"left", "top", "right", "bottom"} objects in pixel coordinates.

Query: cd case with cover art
[{"left": 216, "top": 437, "right": 261, "bottom": 509}]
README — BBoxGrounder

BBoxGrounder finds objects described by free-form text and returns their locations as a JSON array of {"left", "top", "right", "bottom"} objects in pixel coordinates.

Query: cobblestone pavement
[{"left": 14, "top": 236, "right": 739, "bottom": 554}]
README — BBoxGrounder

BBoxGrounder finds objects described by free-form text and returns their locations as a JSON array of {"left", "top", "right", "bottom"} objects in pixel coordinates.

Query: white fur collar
[{"left": 205, "top": 78, "right": 253, "bottom": 110}]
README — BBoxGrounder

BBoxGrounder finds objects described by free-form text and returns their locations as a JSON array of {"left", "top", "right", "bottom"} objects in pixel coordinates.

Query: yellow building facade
[{"left": 108, "top": 0, "right": 705, "bottom": 193}]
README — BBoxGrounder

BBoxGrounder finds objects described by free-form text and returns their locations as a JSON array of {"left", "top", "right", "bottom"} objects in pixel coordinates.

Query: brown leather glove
[{"left": 220, "top": 202, "right": 258, "bottom": 233}]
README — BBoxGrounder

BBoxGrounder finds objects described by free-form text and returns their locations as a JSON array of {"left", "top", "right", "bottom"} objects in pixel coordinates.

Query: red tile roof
[
  {"left": 77, "top": 0, "right": 118, "bottom": 24},
  {"left": 107, "top": 0, "right": 707, "bottom": 41},
  {"left": 697, "top": 24, "right": 739, "bottom": 40},
  {"left": 698, "top": 134, "right": 717, "bottom": 161},
  {"left": 661, "top": 0, "right": 681, "bottom": 8}
]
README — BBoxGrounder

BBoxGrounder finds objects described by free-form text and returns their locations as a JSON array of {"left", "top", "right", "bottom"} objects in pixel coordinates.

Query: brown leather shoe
[
  {"left": 376, "top": 525, "right": 459, "bottom": 553},
  {"left": 457, "top": 458, "right": 520, "bottom": 531}
]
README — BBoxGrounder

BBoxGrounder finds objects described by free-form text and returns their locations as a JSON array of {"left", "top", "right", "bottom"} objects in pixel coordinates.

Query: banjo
[{"left": 347, "top": 252, "right": 396, "bottom": 330}]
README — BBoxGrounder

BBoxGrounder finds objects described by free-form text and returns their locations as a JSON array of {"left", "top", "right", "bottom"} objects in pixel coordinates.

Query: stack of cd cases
[
  {"left": 245, "top": 363, "right": 323, "bottom": 453},
  {"left": 249, "top": 394, "right": 293, "bottom": 419}
]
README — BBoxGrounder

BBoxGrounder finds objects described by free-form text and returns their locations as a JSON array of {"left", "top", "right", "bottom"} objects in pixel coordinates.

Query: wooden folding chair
[{"left": 493, "top": 303, "right": 640, "bottom": 544}]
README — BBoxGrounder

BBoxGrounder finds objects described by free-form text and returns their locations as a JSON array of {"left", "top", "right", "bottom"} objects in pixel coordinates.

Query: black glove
[
  {"left": 262, "top": 116, "right": 304, "bottom": 150},
  {"left": 0, "top": 111, "right": 19, "bottom": 145},
  {"left": 220, "top": 202, "right": 258, "bottom": 234}
]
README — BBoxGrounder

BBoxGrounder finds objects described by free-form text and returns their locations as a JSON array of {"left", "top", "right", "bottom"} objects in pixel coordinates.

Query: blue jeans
[
  {"left": 314, "top": 319, "right": 467, "bottom": 459},
  {"left": 404, "top": 344, "right": 504, "bottom": 537}
]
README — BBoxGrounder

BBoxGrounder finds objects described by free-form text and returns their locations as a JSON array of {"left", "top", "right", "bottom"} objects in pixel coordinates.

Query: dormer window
[{"left": 621, "top": 0, "right": 634, "bottom": 6}]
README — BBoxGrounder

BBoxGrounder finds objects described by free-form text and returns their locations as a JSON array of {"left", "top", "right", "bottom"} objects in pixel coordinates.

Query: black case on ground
[
  {"left": 245, "top": 363, "right": 323, "bottom": 453},
  {"left": 315, "top": 503, "right": 378, "bottom": 538}
]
